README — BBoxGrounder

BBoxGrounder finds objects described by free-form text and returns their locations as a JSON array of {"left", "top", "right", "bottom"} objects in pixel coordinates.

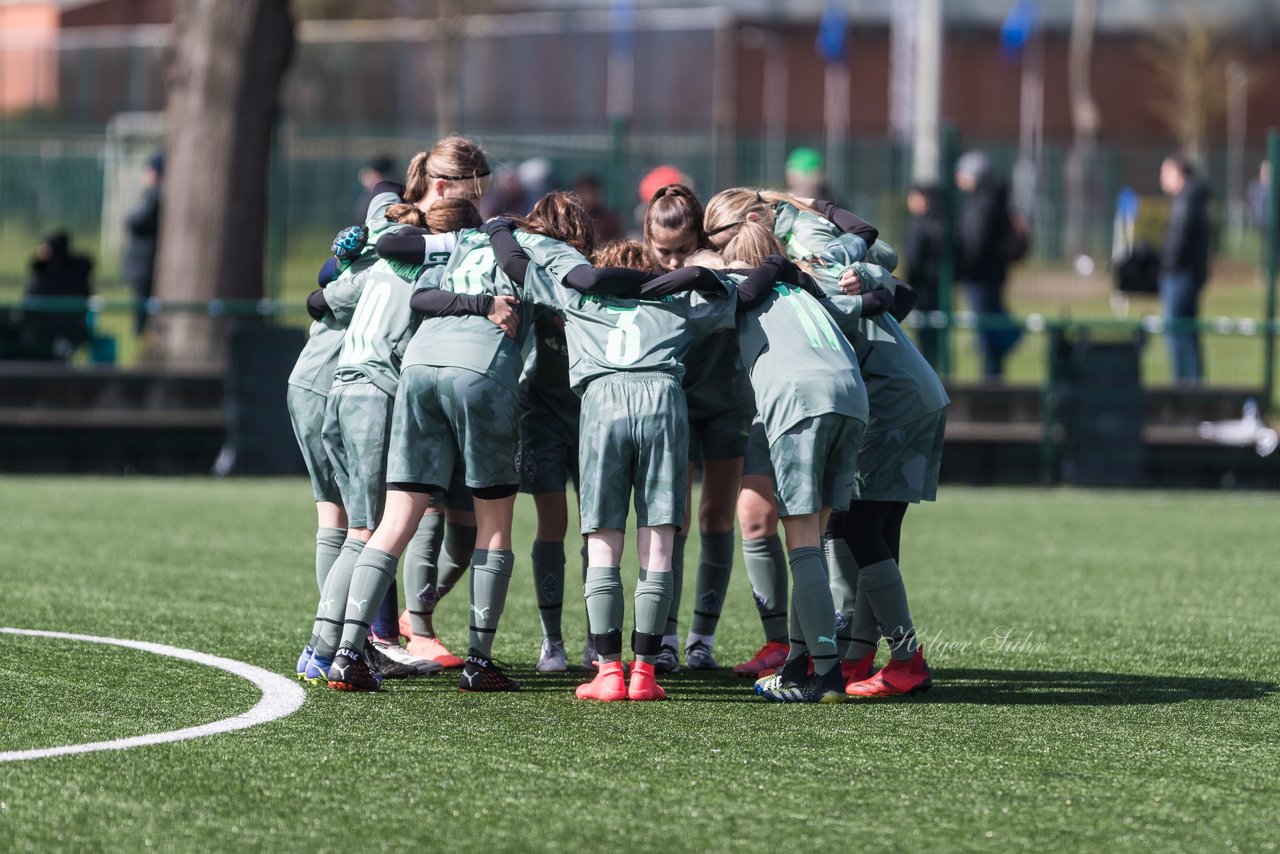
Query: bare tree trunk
[
  {"left": 1064, "top": 0, "right": 1099, "bottom": 259},
  {"left": 149, "top": 0, "right": 294, "bottom": 366}
]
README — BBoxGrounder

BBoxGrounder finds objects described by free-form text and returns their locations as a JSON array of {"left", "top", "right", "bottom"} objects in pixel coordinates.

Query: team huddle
[{"left": 287, "top": 134, "right": 948, "bottom": 704}]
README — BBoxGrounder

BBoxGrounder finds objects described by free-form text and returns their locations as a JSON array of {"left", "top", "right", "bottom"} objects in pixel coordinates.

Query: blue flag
[
  {"left": 816, "top": 0, "right": 847, "bottom": 64},
  {"left": 1000, "top": 0, "right": 1036, "bottom": 58}
]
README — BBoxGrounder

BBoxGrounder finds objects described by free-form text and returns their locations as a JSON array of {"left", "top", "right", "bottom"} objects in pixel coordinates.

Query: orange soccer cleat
[
  {"left": 627, "top": 660, "right": 667, "bottom": 702},
  {"left": 846, "top": 648, "right": 932, "bottom": 698},
  {"left": 732, "top": 641, "right": 790, "bottom": 678},
  {"left": 575, "top": 660, "right": 628, "bottom": 702},
  {"left": 406, "top": 634, "right": 465, "bottom": 669},
  {"left": 841, "top": 651, "right": 876, "bottom": 688},
  {"left": 398, "top": 609, "right": 413, "bottom": 642}
]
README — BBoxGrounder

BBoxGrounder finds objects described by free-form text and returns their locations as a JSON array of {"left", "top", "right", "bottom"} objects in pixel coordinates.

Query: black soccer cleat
[
  {"left": 458, "top": 650, "right": 520, "bottom": 692},
  {"left": 327, "top": 647, "right": 382, "bottom": 692}
]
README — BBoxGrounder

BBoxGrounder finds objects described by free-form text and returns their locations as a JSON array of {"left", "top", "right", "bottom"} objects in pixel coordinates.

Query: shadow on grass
[
  {"left": 372, "top": 666, "right": 1277, "bottom": 706},
  {"left": 897, "top": 668, "right": 1277, "bottom": 706}
]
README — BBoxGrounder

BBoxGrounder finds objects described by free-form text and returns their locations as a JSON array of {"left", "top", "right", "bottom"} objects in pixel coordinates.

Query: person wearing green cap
[{"left": 786, "top": 147, "right": 832, "bottom": 202}]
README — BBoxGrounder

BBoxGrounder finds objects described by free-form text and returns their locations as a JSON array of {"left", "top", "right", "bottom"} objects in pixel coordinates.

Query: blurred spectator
[
  {"left": 574, "top": 173, "right": 623, "bottom": 243},
  {"left": 17, "top": 231, "right": 94, "bottom": 360},
  {"left": 518, "top": 157, "right": 556, "bottom": 205},
  {"left": 904, "top": 183, "right": 945, "bottom": 366},
  {"left": 1159, "top": 154, "right": 1212, "bottom": 385},
  {"left": 122, "top": 151, "right": 163, "bottom": 336},
  {"left": 785, "top": 146, "right": 833, "bottom": 201},
  {"left": 635, "top": 164, "right": 692, "bottom": 233},
  {"left": 479, "top": 164, "right": 530, "bottom": 219},
  {"left": 353, "top": 154, "right": 394, "bottom": 223},
  {"left": 1246, "top": 160, "right": 1271, "bottom": 233},
  {"left": 954, "top": 149, "right": 1021, "bottom": 382}
]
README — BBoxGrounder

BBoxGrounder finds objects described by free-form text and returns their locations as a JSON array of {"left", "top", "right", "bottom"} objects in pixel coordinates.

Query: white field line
[{"left": 0, "top": 627, "right": 306, "bottom": 763}]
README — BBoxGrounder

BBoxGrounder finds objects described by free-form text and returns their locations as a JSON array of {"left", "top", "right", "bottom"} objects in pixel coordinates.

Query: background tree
[
  {"left": 1139, "top": 2, "right": 1232, "bottom": 162},
  {"left": 149, "top": 0, "right": 295, "bottom": 365},
  {"left": 1063, "top": 0, "right": 1099, "bottom": 259}
]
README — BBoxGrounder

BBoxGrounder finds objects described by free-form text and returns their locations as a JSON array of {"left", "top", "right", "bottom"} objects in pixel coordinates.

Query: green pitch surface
[{"left": 2, "top": 478, "right": 1277, "bottom": 852}]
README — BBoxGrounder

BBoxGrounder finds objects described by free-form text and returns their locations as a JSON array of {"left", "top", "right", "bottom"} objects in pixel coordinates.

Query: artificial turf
[{"left": 1, "top": 477, "right": 1276, "bottom": 851}]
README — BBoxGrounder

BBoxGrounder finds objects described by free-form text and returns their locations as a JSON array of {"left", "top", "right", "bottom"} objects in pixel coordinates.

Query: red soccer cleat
[
  {"left": 846, "top": 648, "right": 932, "bottom": 698},
  {"left": 841, "top": 651, "right": 876, "bottom": 688},
  {"left": 627, "top": 660, "right": 667, "bottom": 701},
  {"left": 732, "top": 641, "right": 790, "bottom": 678},
  {"left": 406, "top": 634, "right": 465, "bottom": 669},
  {"left": 575, "top": 660, "right": 628, "bottom": 702},
  {"left": 398, "top": 609, "right": 413, "bottom": 642}
]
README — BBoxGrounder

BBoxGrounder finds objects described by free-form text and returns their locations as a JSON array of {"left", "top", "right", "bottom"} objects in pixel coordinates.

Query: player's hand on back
[
  {"left": 838, "top": 266, "right": 862, "bottom": 295},
  {"left": 488, "top": 294, "right": 521, "bottom": 338}
]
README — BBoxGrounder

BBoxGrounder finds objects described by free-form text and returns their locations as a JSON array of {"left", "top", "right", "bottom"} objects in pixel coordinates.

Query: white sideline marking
[{"left": 0, "top": 627, "right": 306, "bottom": 763}]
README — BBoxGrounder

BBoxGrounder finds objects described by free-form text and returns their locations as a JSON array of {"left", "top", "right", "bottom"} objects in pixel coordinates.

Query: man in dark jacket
[
  {"left": 1159, "top": 155, "right": 1211, "bottom": 384},
  {"left": 904, "top": 183, "right": 945, "bottom": 367},
  {"left": 954, "top": 150, "right": 1020, "bottom": 381},
  {"left": 20, "top": 231, "right": 93, "bottom": 360},
  {"left": 122, "top": 151, "right": 162, "bottom": 335}
]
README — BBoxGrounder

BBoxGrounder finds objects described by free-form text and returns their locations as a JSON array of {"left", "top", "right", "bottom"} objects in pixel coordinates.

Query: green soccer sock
[
  {"left": 789, "top": 546, "right": 840, "bottom": 676},
  {"left": 824, "top": 534, "right": 858, "bottom": 658},
  {"left": 403, "top": 512, "right": 444, "bottom": 637},
  {"left": 311, "top": 536, "right": 364, "bottom": 658},
  {"left": 858, "top": 558, "right": 916, "bottom": 661},
  {"left": 467, "top": 548, "right": 514, "bottom": 658},
  {"left": 663, "top": 532, "right": 688, "bottom": 642},
  {"left": 531, "top": 539, "right": 566, "bottom": 642},
  {"left": 338, "top": 544, "right": 397, "bottom": 654},
  {"left": 584, "top": 565, "right": 625, "bottom": 662},
  {"left": 690, "top": 531, "right": 734, "bottom": 638},
  {"left": 314, "top": 527, "right": 347, "bottom": 593},
  {"left": 743, "top": 535, "right": 789, "bottom": 644},
  {"left": 436, "top": 523, "right": 477, "bottom": 600},
  {"left": 634, "top": 568, "right": 674, "bottom": 664}
]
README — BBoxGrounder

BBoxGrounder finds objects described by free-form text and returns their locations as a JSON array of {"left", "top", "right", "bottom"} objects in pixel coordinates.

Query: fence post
[
  {"left": 1265, "top": 128, "right": 1279, "bottom": 413},
  {"left": 606, "top": 115, "right": 629, "bottom": 215},
  {"left": 936, "top": 122, "right": 959, "bottom": 379}
]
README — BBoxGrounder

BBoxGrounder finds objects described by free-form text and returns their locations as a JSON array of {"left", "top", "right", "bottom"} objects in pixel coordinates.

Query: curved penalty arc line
[{"left": 0, "top": 627, "right": 306, "bottom": 763}]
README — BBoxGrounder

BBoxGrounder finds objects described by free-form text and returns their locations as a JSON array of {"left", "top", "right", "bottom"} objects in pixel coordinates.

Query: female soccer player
[
  {"left": 372, "top": 136, "right": 493, "bottom": 670},
  {"left": 307, "top": 200, "right": 494, "bottom": 691},
  {"left": 484, "top": 198, "right": 749, "bottom": 701},
  {"left": 705, "top": 187, "right": 947, "bottom": 698},
  {"left": 652, "top": 230, "right": 875, "bottom": 702},
  {"left": 641, "top": 184, "right": 752, "bottom": 673}
]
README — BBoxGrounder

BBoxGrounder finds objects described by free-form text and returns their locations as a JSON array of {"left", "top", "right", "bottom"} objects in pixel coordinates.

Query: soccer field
[{"left": 1, "top": 478, "right": 1277, "bottom": 852}]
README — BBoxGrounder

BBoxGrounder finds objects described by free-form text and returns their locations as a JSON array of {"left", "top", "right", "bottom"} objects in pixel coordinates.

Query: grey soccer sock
[
  {"left": 789, "top": 546, "right": 840, "bottom": 676},
  {"left": 858, "top": 558, "right": 917, "bottom": 661},
  {"left": 311, "top": 536, "right": 364, "bottom": 658},
  {"left": 531, "top": 539, "right": 566, "bottom": 642},
  {"left": 403, "top": 512, "right": 444, "bottom": 636},
  {"left": 824, "top": 534, "right": 858, "bottom": 657},
  {"left": 436, "top": 523, "right": 477, "bottom": 600},
  {"left": 690, "top": 530, "right": 734, "bottom": 638},
  {"left": 743, "top": 534, "right": 789, "bottom": 644},
  {"left": 314, "top": 527, "right": 347, "bottom": 593},
  {"left": 663, "top": 532, "right": 688, "bottom": 639},
  {"left": 584, "top": 565, "right": 625, "bottom": 662},
  {"left": 337, "top": 543, "right": 395, "bottom": 653},
  {"left": 633, "top": 568, "right": 674, "bottom": 664},
  {"left": 467, "top": 548, "right": 514, "bottom": 658}
]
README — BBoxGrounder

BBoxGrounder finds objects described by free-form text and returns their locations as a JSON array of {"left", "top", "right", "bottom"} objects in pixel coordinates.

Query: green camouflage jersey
[
  {"left": 519, "top": 306, "right": 579, "bottom": 414},
  {"left": 682, "top": 331, "right": 754, "bottom": 421},
  {"left": 773, "top": 205, "right": 949, "bottom": 431},
  {"left": 401, "top": 228, "right": 528, "bottom": 393},
  {"left": 518, "top": 255, "right": 737, "bottom": 396},
  {"left": 288, "top": 315, "right": 346, "bottom": 395},
  {"left": 723, "top": 271, "right": 869, "bottom": 443},
  {"left": 332, "top": 260, "right": 443, "bottom": 397}
]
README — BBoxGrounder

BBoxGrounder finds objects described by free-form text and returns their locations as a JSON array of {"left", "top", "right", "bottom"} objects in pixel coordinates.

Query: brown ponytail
[
  {"left": 642, "top": 184, "right": 711, "bottom": 270},
  {"left": 515, "top": 190, "right": 596, "bottom": 258}
]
